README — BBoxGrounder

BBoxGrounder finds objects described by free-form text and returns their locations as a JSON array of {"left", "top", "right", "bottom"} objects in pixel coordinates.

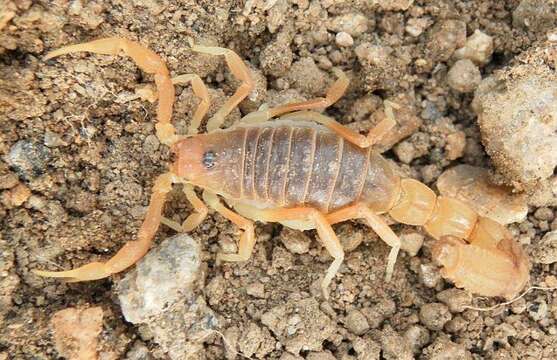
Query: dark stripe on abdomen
[
  {"left": 305, "top": 131, "right": 342, "bottom": 212},
  {"left": 268, "top": 127, "right": 293, "bottom": 205},
  {"left": 284, "top": 127, "right": 316, "bottom": 207},
  {"left": 254, "top": 127, "right": 275, "bottom": 201},
  {"left": 242, "top": 127, "right": 260, "bottom": 201}
]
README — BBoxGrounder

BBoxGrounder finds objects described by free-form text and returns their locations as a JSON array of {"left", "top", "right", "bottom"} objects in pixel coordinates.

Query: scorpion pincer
[{"left": 34, "top": 38, "right": 530, "bottom": 300}]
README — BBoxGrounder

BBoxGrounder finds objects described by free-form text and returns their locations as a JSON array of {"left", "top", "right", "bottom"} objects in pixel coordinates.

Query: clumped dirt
[{"left": 1, "top": 0, "right": 557, "bottom": 359}]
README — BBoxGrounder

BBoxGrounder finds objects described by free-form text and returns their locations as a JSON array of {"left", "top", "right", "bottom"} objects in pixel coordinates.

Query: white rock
[
  {"left": 454, "top": 29, "right": 494, "bottom": 65},
  {"left": 117, "top": 234, "right": 201, "bottom": 323},
  {"left": 335, "top": 31, "right": 354, "bottom": 47},
  {"left": 447, "top": 59, "right": 482, "bottom": 93}
]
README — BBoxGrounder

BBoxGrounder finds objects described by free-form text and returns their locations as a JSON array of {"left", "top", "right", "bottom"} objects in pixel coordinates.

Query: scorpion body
[
  {"left": 175, "top": 121, "right": 399, "bottom": 216},
  {"left": 34, "top": 38, "right": 530, "bottom": 300}
]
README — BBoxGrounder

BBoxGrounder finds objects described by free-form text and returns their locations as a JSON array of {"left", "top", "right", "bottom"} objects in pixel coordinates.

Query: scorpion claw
[{"left": 32, "top": 262, "right": 112, "bottom": 282}]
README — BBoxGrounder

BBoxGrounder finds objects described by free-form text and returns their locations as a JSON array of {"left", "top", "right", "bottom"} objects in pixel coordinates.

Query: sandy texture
[{"left": 1, "top": 0, "right": 557, "bottom": 359}]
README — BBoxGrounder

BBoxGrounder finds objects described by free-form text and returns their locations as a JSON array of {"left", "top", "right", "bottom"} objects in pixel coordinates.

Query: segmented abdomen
[{"left": 221, "top": 122, "right": 399, "bottom": 213}]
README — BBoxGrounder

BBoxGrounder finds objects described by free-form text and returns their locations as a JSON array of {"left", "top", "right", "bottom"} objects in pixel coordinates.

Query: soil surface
[{"left": 1, "top": 0, "right": 557, "bottom": 359}]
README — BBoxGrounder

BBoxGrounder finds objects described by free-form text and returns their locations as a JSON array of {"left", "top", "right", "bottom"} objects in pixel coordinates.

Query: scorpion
[{"left": 34, "top": 38, "right": 530, "bottom": 300}]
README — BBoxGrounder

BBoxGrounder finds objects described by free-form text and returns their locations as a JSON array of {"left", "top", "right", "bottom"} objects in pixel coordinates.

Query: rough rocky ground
[{"left": 1, "top": 0, "right": 557, "bottom": 359}]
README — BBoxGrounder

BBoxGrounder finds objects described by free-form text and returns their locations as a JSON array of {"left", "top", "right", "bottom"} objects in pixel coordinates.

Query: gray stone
[
  {"left": 474, "top": 70, "right": 557, "bottom": 189},
  {"left": 117, "top": 234, "right": 201, "bottom": 323},
  {"left": 8, "top": 140, "right": 51, "bottom": 180}
]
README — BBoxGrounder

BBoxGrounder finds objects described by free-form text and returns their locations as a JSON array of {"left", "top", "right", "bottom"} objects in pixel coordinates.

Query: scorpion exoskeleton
[{"left": 34, "top": 38, "right": 530, "bottom": 299}]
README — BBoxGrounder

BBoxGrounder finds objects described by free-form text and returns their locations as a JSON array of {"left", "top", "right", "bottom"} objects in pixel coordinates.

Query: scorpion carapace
[{"left": 34, "top": 37, "right": 530, "bottom": 300}]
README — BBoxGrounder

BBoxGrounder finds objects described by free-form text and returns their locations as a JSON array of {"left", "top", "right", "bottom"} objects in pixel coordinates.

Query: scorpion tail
[{"left": 432, "top": 217, "right": 530, "bottom": 300}]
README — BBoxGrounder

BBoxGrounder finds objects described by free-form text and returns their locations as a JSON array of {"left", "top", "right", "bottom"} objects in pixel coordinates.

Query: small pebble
[
  {"left": 427, "top": 20, "right": 467, "bottom": 61},
  {"left": 335, "top": 31, "right": 354, "bottom": 47},
  {"left": 534, "top": 207, "right": 554, "bottom": 221},
  {"left": 511, "top": 297, "right": 527, "bottom": 314},
  {"left": 512, "top": 0, "right": 557, "bottom": 33},
  {"left": 280, "top": 228, "right": 311, "bottom": 254},
  {"left": 380, "top": 326, "right": 414, "bottom": 360},
  {"left": 238, "top": 323, "right": 263, "bottom": 357},
  {"left": 50, "top": 307, "right": 104, "bottom": 360},
  {"left": 328, "top": 13, "right": 369, "bottom": 37},
  {"left": 400, "top": 232, "right": 424, "bottom": 256},
  {"left": 1, "top": 183, "right": 31, "bottom": 208},
  {"left": 447, "top": 59, "right": 482, "bottom": 93},
  {"left": 375, "top": 0, "right": 414, "bottom": 11},
  {"left": 8, "top": 140, "right": 51, "bottom": 180},
  {"left": 454, "top": 29, "right": 494, "bottom": 65},
  {"left": 419, "top": 303, "right": 452, "bottom": 331},
  {"left": 405, "top": 17, "right": 430, "bottom": 37},
  {"left": 44, "top": 131, "right": 65, "bottom": 147},
  {"left": 531, "top": 230, "right": 557, "bottom": 264},
  {"left": 337, "top": 223, "right": 364, "bottom": 252},
  {"left": 246, "top": 281, "right": 266, "bottom": 298},
  {"left": 436, "top": 288, "right": 471, "bottom": 313},
  {"left": 394, "top": 141, "right": 416, "bottom": 164},
  {"left": 345, "top": 309, "right": 370, "bottom": 335},
  {"left": 361, "top": 298, "right": 396, "bottom": 329},
  {"left": 0, "top": 173, "right": 18, "bottom": 190},
  {"left": 444, "top": 316, "right": 467, "bottom": 333},
  {"left": 260, "top": 40, "right": 293, "bottom": 77},
  {"left": 528, "top": 300, "right": 548, "bottom": 321},
  {"left": 286, "top": 58, "right": 327, "bottom": 95},
  {"left": 307, "top": 352, "right": 335, "bottom": 360},
  {"left": 404, "top": 325, "right": 430, "bottom": 354},
  {"left": 423, "top": 336, "right": 472, "bottom": 359},
  {"left": 419, "top": 263, "right": 441, "bottom": 288},
  {"left": 445, "top": 131, "right": 466, "bottom": 160},
  {"left": 352, "top": 337, "right": 381, "bottom": 359},
  {"left": 355, "top": 43, "right": 392, "bottom": 66}
]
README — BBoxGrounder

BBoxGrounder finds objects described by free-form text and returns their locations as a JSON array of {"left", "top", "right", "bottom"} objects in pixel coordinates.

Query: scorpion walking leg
[
  {"left": 327, "top": 203, "right": 401, "bottom": 282},
  {"left": 240, "top": 68, "right": 349, "bottom": 124},
  {"left": 34, "top": 173, "right": 175, "bottom": 281},
  {"left": 171, "top": 74, "right": 210, "bottom": 135},
  {"left": 203, "top": 191, "right": 256, "bottom": 262},
  {"left": 240, "top": 70, "right": 396, "bottom": 147},
  {"left": 159, "top": 184, "right": 208, "bottom": 233},
  {"left": 250, "top": 207, "right": 344, "bottom": 299},
  {"left": 191, "top": 44, "right": 255, "bottom": 132},
  {"left": 44, "top": 37, "right": 177, "bottom": 146},
  {"left": 280, "top": 104, "right": 397, "bottom": 148},
  {"left": 181, "top": 184, "right": 209, "bottom": 231}
]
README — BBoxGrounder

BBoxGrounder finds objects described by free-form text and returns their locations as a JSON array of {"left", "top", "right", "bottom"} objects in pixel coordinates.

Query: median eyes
[{"left": 202, "top": 150, "right": 216, "bottom": 169}]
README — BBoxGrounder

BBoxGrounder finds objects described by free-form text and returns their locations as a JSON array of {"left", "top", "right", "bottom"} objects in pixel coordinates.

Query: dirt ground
[{"left": 1, "top": 0, "right": 557, "bottom": 359}]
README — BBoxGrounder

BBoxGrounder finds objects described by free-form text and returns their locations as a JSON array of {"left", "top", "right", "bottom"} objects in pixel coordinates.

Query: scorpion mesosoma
[{"left": 34, "top": 38, "right": 530, "bottom": 299}]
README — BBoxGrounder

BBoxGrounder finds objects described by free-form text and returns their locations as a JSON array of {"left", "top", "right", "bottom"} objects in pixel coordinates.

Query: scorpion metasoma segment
[{"left": 34, "top": 37, "right": 530, "bottom": 299}]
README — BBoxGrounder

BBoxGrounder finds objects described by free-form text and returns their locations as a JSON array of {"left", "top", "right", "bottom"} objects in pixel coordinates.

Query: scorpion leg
[
  {"left": 171, "top": 74, "right": 210, "bottom": 135},
  {"left": 191, "top": 44, "right": 255, "bottom": 132},
  {"left": 240, "top": 68, "right": 349, "bottom": 124},
  {"left": 327, "top": 203, "right": 401, "bottom": 282},
  {"left": 181, "top": 184, "right": 209, "bottom": 232},
  {"left": 44, "top": 37, "right": 177, "bottom": 146},
  {"left": 279, "top": 103, "right": 397, "bottom": 148},
  {"left": 203, "top": 191, "right": 256, "bottom": 262},
  {"left": 159, "top": 184, "right": 208, "bottom": 233},
  {"left": 247, "top": 207, "right": 344, "bottom": 299},
  {"left": 33, "top": 173, "right": 175, "bottom": 281}
]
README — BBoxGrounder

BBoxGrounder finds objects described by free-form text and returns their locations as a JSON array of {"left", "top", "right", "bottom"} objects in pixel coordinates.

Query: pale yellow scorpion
[{"left": 34, "top": 38, "right": 530, "bottom": 299}]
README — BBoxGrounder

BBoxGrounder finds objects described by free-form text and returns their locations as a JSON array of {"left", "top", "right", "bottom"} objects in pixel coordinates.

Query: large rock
[
  {"left": 117, "top": 234, "right": 218, "bottom": 360},
  {"left": 117, "top": 234, "right": 201, "bottom": 323},
  {"left": 473, "top": 46, "right": 557, "bottom": 190}
]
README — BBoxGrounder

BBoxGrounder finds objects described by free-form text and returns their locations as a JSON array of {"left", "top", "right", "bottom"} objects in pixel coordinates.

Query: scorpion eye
[{"left": 202, "top": 150, "right": 216, "bottom": 169}]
